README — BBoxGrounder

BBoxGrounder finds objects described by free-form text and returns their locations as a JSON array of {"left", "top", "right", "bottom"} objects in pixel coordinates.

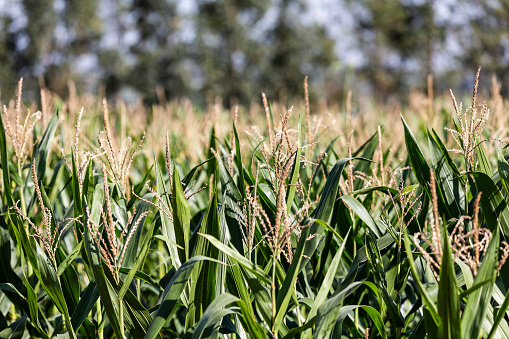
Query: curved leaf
[
  {"left": 191, "top": 293, "right": 240, "bottom": 339},
  {"left": 470, "top": 172, "right": 509, "bottom": 235},
  {"left": 145, "top": 256, "right": 222, "bottom": 339},
  {"left": 462, "top": 226, "right": 499, "bottom": 339}
]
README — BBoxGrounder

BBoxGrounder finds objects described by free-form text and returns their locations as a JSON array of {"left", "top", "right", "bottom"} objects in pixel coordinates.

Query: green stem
[
  {"left": 117, "top": 268, "right": 125, "bottom": 338},
  {"left": 18, "top": 160, "right": 31, "bottom": 285},
  {"left": 465, "top": 180, "right": 469, "bottom": 217},
  {"left": 137, "top": 279, "right": 141, "bottom": 300},
  {"left": 97, "top": 299, "right": 104, "bottom": 339},
  {"left": 56, "top": 275, "right": 76, "bottom": 339},
  {"left": 352, "top": 219, "right": 358, "bottom": 260},
  {"left": 296, "top": 299, "right": 302, "bottom": 327},
  {"left": 17, "top": 162, "right": 26, "bottom": 216},
  {"left": 355, "top": 308, "right": 359, "bottom": 331},
  {"left": 158, "top": 240, "right": 164, "bottom": 279},
  {"left": 119, "top": 297, "right": 125, "bottom": 338},
  {"left": 272, "top": 251, "right": 278, "bottom": 339},
  {"left": 10, "top": 303, "right": 16, "bottom": 322},
  {"left": 64, "top": 314, "right": 77, "bottom": 339}
]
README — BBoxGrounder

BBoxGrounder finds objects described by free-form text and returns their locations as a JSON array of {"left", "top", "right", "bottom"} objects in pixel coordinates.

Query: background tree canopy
[{"left": 0, "top": 0, "right": 508, "bottom": 105}]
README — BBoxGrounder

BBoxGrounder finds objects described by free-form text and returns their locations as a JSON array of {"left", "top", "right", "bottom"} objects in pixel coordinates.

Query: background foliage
[{"left": 2, "top": 0, "right": 509, "bottom": 104}]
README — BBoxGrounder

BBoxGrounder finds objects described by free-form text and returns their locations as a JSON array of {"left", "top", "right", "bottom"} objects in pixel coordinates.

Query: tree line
[{"left": 0, "top": 0, "right": 508, "bottom": 105}]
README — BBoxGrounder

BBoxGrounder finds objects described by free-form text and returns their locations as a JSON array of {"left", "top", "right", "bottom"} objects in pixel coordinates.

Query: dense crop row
[{"left": 1, "top": 71, "right": 509, "bottom": 338}]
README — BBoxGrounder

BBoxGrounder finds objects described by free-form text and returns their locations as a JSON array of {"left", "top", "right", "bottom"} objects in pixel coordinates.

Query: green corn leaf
[
  {"left": 352, "top": 130, "right": 378, "bottom": 190},
  {"left": 0, "top": 314, "right": 27, "bottom": 339},
  {"left": 35, "top": 244, "right": 75, "bottom": 339},
  {"left": 256, "top": 182, "right": 277, "bottom": 212},
  {"left": 308, "top": 136, "right": 340, "bottom": 196},
  {"left": 286, "top": 113, "right": 302, "bottom": 213},
  {"left": 429, "top": 129, "right": 464, "bottom": 218},
  {"left": 70, "top": 282, "right": 99, "bottom": 331},
  {"left": 0, "top": 227, "right": 33, "bottom": 321},
  {"left": 273, "top": 226, "right": 310, "bottom": 333},
  {"left": 0, "top": 283, "right": 24, "bottom": 299},
  {"left": 37, "top": 182, "right": 80, "bottom": 316},
  {"left": 118, "top": 267, "right": 161, "bottom": 289},
  {"left": 25, "top": 109, "right": 59, "bottom": 214},
  {"left": 462, "top": 225, "right": 499, "bottom": 339},
  {"left": 241, "top": 266, "right": 274, "bottom": 333},
  {"left": 233, "top": 122, "right": 246, "bottom": 199},
  {"left": 470, "top": 172, "right": 509, "bottom": 235},
  {"left": 199, "top": 233, "right": 271, "bottom": 284},
  {"left": 311, "top": 219, "right": 346, "bottom": 249},
  {"left": 340, "top": 195, "right": 382, "bottom": 237},
  {"left": 299, "top": 158, "right": 352, "bottom": 272},
  {"left": 477, "top": 142, "right": 493, "bottom": 177},
  {"left": 402, "top": 115, "right": 431, "bottom": 196},
  {"left": 207, "top": 126, "right": 217, "bottom": 178},
  {"left": 118, "top": 214, "right": 155, "bottom": 300},
  {"left": 102, "top": 264, "right": 156, "bottom": 339},
  {"left": 302, "top": 229, "right": 350, "bottom": 339},
  {"left": 403, "top": 231, "right": 440, "bottom": 326},
  {"left": 437, "top": 228, "right": 461, "bottom": 339},
  {"left": 339, "top": 233, "right": 396, "bottom": 291},
  {"left": 353, "top": 185, "right": 399, "bottom": 197},
  {"left": 216, "top": 204, "right": 229, "bottom": 296},
  {"left": 54, "top": 250, "right": 80, "bottom": 317},
  {"left": 497, "top": 149, "right": 509, "bottom": 197},
  {"left": 182, "top": 157, "right": 214, "bottom": 187},
  {"left": 459, "top": 276, "right": 495, "bottom": 299},
  {"left": 127, "top": 164, "right": 154, "bottom": 210},
  {"left": 34, "top": 107, "right": 59, "bottom": 180},
  {"left": 71, "top": 152, "right": 83, "bottom": 221},
  {"left": 365, "top": 233, "right": 405, "bottom": 328},
  {"left": 83, "top": 184, "right": 122, "bottom": 339},
  {"left": 23, "top": 274, "right": 48, "bottom": 339},
  {"left": 488, "top": 286, "right": 509, "bottom": 339},
  {"left": 309, "top": 201, "right": 347, "bottom": 290},
  {"left": 82, "top": 159, "right": 95, "bottom": 214},
  {"left": 216, "top": 152, "right": 245, "bottom": 253},
  {"left": 56, "top": 241, "right": 83, "bottom": 276},
  {"left": 330, "top": 305, "right": 385, "bottom": 338},
  {"left": 225, "top": 258, "right": 266, "bottom": 338},
  {"left": 313, "top": 282, "right": 362, "bottom": 338},
  {"left": 190, "top": 293, "right": 239, "bottom": 339},
  {"left": 247, "top": 137, "right": 266, "bottom": 179},
  {"left": 430, "top": 129, "right": 464, "bottom": 185},
  {"left": 154, "top": 153, "right": 180, "bottom": 268},
  {"left": 235, "top": 299, "right": 266, "bottom": 339},
  {"left": 186, "top": 192, "right": 220, "bottom": 329},
  {"left": 121, "top": 193, "right": 155, "bottom": 269},
  {"left": 145, "top": 256, "right": 221, "bottom": 339},
  {"left": 365, "top": 232, "right": 386, "bottom": 285}
]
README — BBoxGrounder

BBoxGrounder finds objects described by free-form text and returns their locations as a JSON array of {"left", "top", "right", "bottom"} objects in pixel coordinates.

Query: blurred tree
[
  {"left": 193, "top": 0, "right": 338, "bottom": 105},
  {"left": 125, "top": 0, "right": 191, "bottom": 102},
  {"left": 3, "top": 0, "right": 494, "bottom": 105},
  {"left": 193, "top": 0, "right": 270, "bottom": 105},
  {"left": 0, "top": 0, "right": 57, "bottom": 97},
  {"left": 349, "top": 0, "right": 445, "bottom": 100},
  {"left": 0, "top": 0, "right": 102, "bottom": 97},
  {"left": 61, "top": 0, "right": 103, "bottom": 92},
  {"left": 22, "top": 0, "right": 57, "bottom": 62},
  {"left": 453, "top": 0, "right": 509, "bottom": 95},
  {"left": 0, "top": 16, "right": 21, "bottom": 98},
  {"left": 263, "top": 0, "right": 337, "bottom": 103}
]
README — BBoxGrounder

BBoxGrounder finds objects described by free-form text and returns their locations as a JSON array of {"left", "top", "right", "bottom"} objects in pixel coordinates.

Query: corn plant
[{"left": 1, "top": 69, "right": 509, "bottom": 339}]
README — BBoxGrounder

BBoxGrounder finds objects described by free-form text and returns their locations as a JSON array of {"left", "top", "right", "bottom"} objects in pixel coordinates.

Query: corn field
[{"left": 2, "top": 69, "right": 509, "bottom": 338}]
